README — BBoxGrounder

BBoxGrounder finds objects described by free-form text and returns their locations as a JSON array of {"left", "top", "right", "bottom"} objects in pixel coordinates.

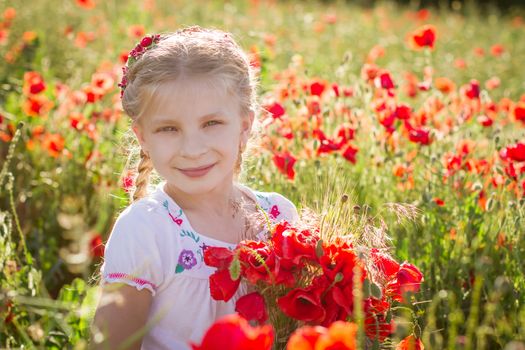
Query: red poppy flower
[
  {"left": 379, "top": 113, "right": 396, "bottom": 132},
  {"left": 434, "top": 77, "right": 456, "bottom": 94},
  {"left": 415, "top": 9, "right": 430, "bottom": 21},
  {"left": 361, "top": 63, "right": 379, "bottom": 82},
  {"left": 272, "top": 152, "right": 297, "bottom": 180},
  {"left": 408, "top": 128, "right": 431, "bottom": 145},
  {"left": 385, "top": 262, "right": 424, "bottom": 302},
  {"left": 91, "top": 72, "right": 114, "bottom": 93},
  {"left": 321, "top": 284, "right": 353, "bottom": 326},
  {"left": 286, "top": 325, "right": 325, "bottom": 350},
  {"left": 235, "top": 292, "right": 268, "bottom": 323},
  {"left": 76, "top": 0, "right": 96, "bottom": 9},
  {"left": 395, "top": 104, "right": 412, "bottom": 120},
  {"left": 3, "top": 7, "right": 16, "bottom": 22},
  {"left": 41, "top": 133, "right": 65, "bottom": 158},
  {"left": 83, "top": 85, "right": 104, "bottom": 104},
  {"left": 364, "top": 297, "right": 394, "bottom": 341},
  {"left": 121, "top": 174, "right": 134, "bottom": 193},
  {"left": 396, "top": 335, "right": 425, "bottom": 350},
  {"left": 314, "top": 321, "right": 358, "bottom": 350},
  {"left": 204, "top": 246, "right": 235, "bottom": 270},
  {"left": 332, "top": 83, "right": 340, "bottom": 97},
  {"left": 317, "top": 138, "right": 341, "bottom": 155},
  {"left": 370, "top": 249, "right": 400, "bottom": 278},
  {"left": 433, "top": 198, "right": 445, "bottom": 206},
  {"left": 408, "top": 24, "right": 437, "bottom": 50},
  {"left": 265, "top": 101, "right": 286, "bottom": 119},
  {"left": 477, "top": 115, "right": 493, "bottom": 127},
  {"left": 248, "top": 45, "right": 261, "bottom": 69},
  {"left": 485, "top": 77, "right": 501, "bottom": 90},
  {"left": 365, "top": 313, "right": 393, "bottom": 342},
  {"left": 334, "top": 124, "right": 355, "bottom": 145},
  {"left": 90, "top": 233, "right": 104, "bottom": 258},
  {"left": 128, "top": 24, "right": 146, "bottom": 39},
  {"left": 375, "top": 70, "right": 395, "bottom": 90},
  {"left": 320, "top": 242, "right": 362, "bottom": 285},
  {"left": 500, "top": 142, "right": 525, "bottom": 162},
  {"left": 342, "top": 144, "right": 359, "bottom": 164},
  {"left": 23, "top": 94, "right": 54, "bottom": 117},
  {"left": 277, "top": 286, "right": 326, "bottom": 322},
  {"left": 271, "top": 222, "right": 318, "bottom": 267},
  {"left": 490, "top": 44, "right": 505, "bottom": 57},
  {"left": 23, "top": 71, "right": 46, "bottom": 95},
  {"left": 463, "top": 80, "right": 480, "bottom": 99},
  {"left": 513, "top": 102, "right": 525, "bottom": 123},
  {"left": 310, "top": 80, "right": 326, "bottom": 97},
  {"left": 191, "top": 314, "right": 274, "bottom": 350},
  {"left": 238, "top": 241, "right": 276, "bottom": 284},
  {"left": 307, "top": 97, "right": 322, "bottom": 115},
  {"left": 209, "top": 269, "right": 241, "bottom": 302}
]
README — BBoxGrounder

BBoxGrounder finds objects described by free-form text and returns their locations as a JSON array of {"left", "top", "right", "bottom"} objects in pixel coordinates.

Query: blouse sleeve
[
  {"left": 100, "top": 204, "right": 165, "bottom": 296},
  {"left": 269, "top": 192, "right": 300, "bottom": 224}
]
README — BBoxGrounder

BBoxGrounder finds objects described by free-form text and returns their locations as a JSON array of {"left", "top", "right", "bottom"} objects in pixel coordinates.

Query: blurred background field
[{"left": 0, "top": 0, "right": 524, "bottom": 348}]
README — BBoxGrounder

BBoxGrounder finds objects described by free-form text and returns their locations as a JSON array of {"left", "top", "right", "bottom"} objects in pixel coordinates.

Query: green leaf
[
  {"left": 175, "top": 264, "right": 184, "bottom": 274},
  {"left": 371, "top": 282, "right": 382, "bottom": 299},
  {"left": 315, "top": 239, "right": 324, "bottom": 258},
  {"left": 362, "top": 278, "right": 370, "bottom": 298},
  {"left": 229, "top": 255, "right": 241, "bottom": 281}
]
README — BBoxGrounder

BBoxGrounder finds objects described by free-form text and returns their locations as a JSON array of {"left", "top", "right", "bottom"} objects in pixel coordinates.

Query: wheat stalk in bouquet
[{"left": 203, "top": 186, "right": 423, "bottom": 350}]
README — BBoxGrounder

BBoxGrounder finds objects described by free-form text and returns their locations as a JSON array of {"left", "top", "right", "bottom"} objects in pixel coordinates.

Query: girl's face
[{"left": 132, "top": 76, "right": 253, "bottom": 195}]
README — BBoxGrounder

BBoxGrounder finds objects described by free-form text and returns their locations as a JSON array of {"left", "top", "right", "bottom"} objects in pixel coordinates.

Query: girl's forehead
[{"left": 143, "top": 77, "right": 242, "bottom": 121}]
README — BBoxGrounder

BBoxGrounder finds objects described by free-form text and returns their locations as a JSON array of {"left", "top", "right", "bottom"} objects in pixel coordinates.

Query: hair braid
[{"left": 132, "top": 150, "right": 154, "bottom": 202}]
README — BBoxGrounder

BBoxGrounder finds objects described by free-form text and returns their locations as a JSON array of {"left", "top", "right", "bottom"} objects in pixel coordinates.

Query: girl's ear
[{"left": 240, "top": 111, "right": 254, "bottom": 146}]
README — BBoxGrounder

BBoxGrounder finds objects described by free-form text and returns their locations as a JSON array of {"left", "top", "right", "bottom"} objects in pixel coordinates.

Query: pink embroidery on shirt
[
  {"left": 162, "top": 200, "right": 184, "bottom": 226},
  {"left": 168, "top": 212, "right": 183, "bottom": 226},
  {"left": 105, "top": 272, "right": 157, "bottom": 290},
  {"left": 269, "top": 205, "right": 280, "bottom": 219}
]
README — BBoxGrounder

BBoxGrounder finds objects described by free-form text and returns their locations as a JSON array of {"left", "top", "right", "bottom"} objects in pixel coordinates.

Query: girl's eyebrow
[{"left": 151, "top": 112, "right": 224, "bottom": 125}]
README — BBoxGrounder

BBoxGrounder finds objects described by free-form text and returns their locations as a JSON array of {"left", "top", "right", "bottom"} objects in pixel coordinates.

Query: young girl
[{"left": 91, "top": 26, "right": 299, "bottom": 349}]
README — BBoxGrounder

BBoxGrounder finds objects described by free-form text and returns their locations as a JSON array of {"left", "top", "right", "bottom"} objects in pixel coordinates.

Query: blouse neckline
[{"left": 154, "top": 181, "right": 263, "bottom": 247}]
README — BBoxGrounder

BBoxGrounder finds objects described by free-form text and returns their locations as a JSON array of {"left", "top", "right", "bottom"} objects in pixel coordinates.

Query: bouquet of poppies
[
  {"left": 203, "top": 206, "right": 424, "bottom": 349},
  {"left": 191, "top": 313, "right": 425, "bottom": 350}
]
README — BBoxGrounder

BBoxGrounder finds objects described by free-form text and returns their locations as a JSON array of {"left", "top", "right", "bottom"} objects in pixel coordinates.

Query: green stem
[
  {"left": 0, "top": 122, "right": 24, "bottom": 192},
  {"left": 7, "top": 173, "right": 33, "bottom": 265}
]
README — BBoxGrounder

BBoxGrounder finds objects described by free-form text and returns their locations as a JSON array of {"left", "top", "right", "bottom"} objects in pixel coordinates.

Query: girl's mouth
[{"left": 177, "top": 163, "right": 215, "bottom": 178}]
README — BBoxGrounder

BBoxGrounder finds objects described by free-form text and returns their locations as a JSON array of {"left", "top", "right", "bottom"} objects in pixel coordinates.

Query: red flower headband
[{"left": 118, "top": 34, "right": 162, "bottom": 98}]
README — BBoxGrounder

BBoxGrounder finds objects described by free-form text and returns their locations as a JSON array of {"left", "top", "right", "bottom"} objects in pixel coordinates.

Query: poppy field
[{"left": 0, "top": 0, "right": 524, "bottom": 349}]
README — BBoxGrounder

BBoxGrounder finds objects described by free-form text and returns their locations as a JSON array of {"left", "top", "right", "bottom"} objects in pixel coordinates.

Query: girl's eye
[
  {"left": 205, "top": 120, "right": 222, "bottom": 127},
  {"left": 160, "top": 126, "right": 178, "bottom": 132}
]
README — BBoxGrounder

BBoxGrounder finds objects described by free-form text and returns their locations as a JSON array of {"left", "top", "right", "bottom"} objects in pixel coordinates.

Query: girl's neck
[{"left": 163, "top": 180, "right": 241, "bottom": 217}]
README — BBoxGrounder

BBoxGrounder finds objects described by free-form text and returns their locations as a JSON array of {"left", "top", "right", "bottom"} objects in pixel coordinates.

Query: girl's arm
[{"left": 90, "top": 283, "right": 153, "bottom": 350}]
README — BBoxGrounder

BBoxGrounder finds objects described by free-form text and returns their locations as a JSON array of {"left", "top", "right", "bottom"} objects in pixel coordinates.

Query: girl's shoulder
[
  {"left": 110, "top": 185, "right": 179, "bottom": 236},
  {"left": 239, "top": 184, "right": 300, "bottom": 224}
]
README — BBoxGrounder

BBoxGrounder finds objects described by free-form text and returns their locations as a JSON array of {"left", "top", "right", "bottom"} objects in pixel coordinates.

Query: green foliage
[{"left": 0, "top": 0, "right": 524, "bottom": 348}]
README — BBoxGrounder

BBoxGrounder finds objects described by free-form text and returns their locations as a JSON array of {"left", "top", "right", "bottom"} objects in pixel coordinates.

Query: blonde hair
[{"left": 119, "top": 26, "right": 261, "bottom": 203}]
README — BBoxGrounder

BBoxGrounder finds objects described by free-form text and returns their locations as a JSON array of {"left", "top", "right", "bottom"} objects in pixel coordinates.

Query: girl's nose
[{"left": 179, "top": 132, "right": 208, "bottom": 159}]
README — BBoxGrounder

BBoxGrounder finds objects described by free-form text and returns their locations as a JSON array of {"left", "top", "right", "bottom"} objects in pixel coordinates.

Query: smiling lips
[{"left": 177, "top": 163, "right": 215, "bottom": 178}]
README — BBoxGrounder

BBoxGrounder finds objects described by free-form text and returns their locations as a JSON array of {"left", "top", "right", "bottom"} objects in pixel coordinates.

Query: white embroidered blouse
[{"left": 100, "top": 180, "right": 299, "bottom": 350}]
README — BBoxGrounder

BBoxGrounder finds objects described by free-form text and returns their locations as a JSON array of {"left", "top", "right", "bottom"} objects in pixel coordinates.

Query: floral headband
[
  {"left": 118, "top": 27, "right": 236, "bottom": 99},
  {"left": 118, "top": 34, "right": 162, "bottom": 98}
]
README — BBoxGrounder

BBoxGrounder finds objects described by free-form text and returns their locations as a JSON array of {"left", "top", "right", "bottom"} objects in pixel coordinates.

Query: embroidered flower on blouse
[
  {"left": 176, "top": 249, "right": 197, "bottom": 273},
  {"left": 269, "top": 205, "right": 280, "bottom": 219}
]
